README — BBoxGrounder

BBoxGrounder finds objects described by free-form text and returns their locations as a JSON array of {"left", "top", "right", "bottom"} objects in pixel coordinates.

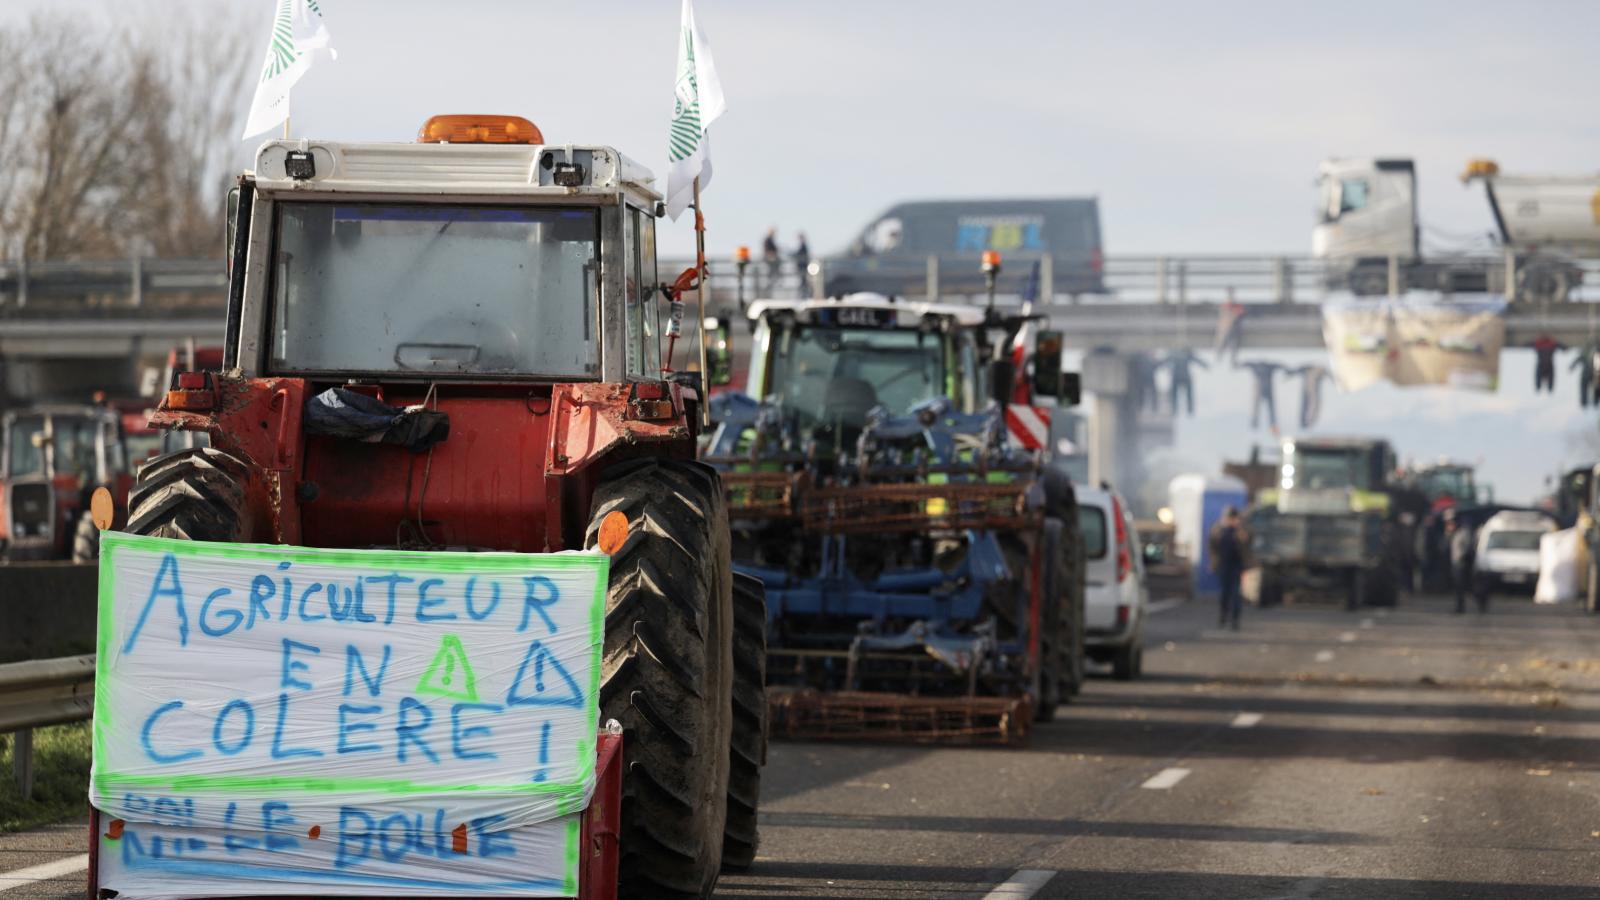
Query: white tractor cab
[
  {"left": 1076, "top": 484, "right": 1146, "bottom": 679},
  {"left": 1474, "top": 510, "right": 1557, "bottom": 594},
  {"left": 708, "top": 293, "right": 1075, "bottom": 448}
]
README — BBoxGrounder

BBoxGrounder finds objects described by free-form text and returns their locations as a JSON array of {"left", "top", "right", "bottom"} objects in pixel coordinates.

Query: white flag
[
  {"left": 664, "top": 0, "right": 726, "bottom": 220},
  {"left": 241, "top": 0, "right": 336, "bottom": 140}
]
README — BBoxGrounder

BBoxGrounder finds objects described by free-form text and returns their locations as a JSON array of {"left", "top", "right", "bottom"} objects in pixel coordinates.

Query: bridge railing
[
  {"left": 666, "top": 254, "right": 1600, "bottom": 307},
  {"left": 3, "top": 254, "right": 1596, "bottom": 316}
]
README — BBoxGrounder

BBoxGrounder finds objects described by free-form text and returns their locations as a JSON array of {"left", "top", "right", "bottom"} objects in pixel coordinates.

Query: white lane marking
[
  {"left": 982, "top": 869, "right": 1057, "bottom": 898},
  {"left": 1360, "top": 617, "right": 1375, "bottom": 629},
  {"left": 1141, "top": 767, "right": 1192, "bottom": 790},
  {"left": 1230, "top": 712, "right": 1263, "bottom": 728},
  {"left": 1339, "top": 631, "right": 1357, "bottom": 643},
  {"left": 0, "top": 854, "right": 89, "bottom": 892},
  {"left": 1314, "top": 649, "right": 1336, "bottom": 662},
  {"left": 1146, "top": 598, "right": 1185, "bottom": 615}
]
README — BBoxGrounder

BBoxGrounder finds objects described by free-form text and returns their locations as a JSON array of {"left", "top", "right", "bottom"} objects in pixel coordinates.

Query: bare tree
[{"left": 0, "top": 12, "right": 250, "bottom": 262}]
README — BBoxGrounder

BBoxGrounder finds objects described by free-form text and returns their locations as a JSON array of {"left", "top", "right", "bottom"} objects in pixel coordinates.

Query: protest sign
[
  {"left": 1323, "top": 294, "right": 1506, "bottom": 392},
  {"left": 91, "top": 531, "right": 606, "bottom": 896}
]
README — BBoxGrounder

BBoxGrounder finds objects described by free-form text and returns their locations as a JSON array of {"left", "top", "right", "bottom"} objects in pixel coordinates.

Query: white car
[
  {"left": 1474, "top": 510, "right": 1555, "bottom": 593},
  {"left": 1076, "top": 486, "right": 1148, "bottom": 678}
]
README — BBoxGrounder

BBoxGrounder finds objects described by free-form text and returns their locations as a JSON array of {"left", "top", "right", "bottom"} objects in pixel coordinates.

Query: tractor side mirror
[
  {"left": 1032, "top": 329, "right": 1064, "bottom": 398},
  {"left": 988, "top": 359, "right": 1015, "bottom": 408},
  {"left": 704, "top": 316, "right": 733, "bottom": 386},
  {"left": 1059, "top": 371, "right": 1082, "bottom": 407}
]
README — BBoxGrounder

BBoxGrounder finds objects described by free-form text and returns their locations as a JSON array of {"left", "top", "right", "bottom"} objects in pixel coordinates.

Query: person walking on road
[
  {"left": 1447, "top": 515, "right": 1483, "bottom": 614},
  {"left": 1209, "top": 507, "right": 1249, "bottom": 631}
]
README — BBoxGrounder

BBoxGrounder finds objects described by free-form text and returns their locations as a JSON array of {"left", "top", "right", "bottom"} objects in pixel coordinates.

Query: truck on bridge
[
  {"left": 1312, "top": 157, "right": 1599, "bottom": 302},
  {"left": 820, "top": 198, "right": 1106, "bottom": 300}
]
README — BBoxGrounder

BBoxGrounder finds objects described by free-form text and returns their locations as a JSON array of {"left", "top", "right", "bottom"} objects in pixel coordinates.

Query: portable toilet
[{"left": 1169, "top": 473, "right": 1249, "bottom": 596}]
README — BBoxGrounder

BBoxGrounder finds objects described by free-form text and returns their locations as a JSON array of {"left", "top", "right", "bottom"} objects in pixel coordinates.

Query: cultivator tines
[
  {"left": 800, "top": 481, "right": 1035, "bottom": 534},
  {"left": 767, "top": 689, "right": 1033, "bottom": 746},
  {"left": 722, "top": 470, "right": 798, "bottom": 518}
]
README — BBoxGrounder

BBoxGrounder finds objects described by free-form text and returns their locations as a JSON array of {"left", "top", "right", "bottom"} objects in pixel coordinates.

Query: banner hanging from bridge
[
  {"left": 1322, "top": 296, "right": 1506, "bottom": 392},
  {"left": 90, "top": 532, "right": 606, "bottom": 897}
]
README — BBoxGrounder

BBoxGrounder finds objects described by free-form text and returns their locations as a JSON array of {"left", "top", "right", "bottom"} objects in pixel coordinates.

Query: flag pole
[{"left": 692, "top": 176, "right": 711, "bottom": 428}]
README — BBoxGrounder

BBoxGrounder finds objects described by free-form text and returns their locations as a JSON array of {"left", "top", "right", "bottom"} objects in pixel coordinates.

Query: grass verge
[{"left": 0, "top": 721, "right": 90, "bottom": 832}]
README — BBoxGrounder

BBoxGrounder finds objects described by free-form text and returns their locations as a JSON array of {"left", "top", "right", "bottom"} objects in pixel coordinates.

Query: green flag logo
[{"left": 668, "top": 29, "right": 702, "bottom": 164}]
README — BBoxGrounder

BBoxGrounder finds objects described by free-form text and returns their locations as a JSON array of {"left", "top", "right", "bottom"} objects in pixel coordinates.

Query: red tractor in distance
[
  {"left": 114, "top": 114, "right": 762, "bottom": 899},
  {"left": 1, "top": 404, "right": 132, "bottom": 561}
]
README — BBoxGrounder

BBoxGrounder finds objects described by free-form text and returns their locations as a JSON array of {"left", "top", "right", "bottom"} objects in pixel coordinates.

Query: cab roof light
[{"left": 418, "top": 114, "right": 543, "bottom": 145}]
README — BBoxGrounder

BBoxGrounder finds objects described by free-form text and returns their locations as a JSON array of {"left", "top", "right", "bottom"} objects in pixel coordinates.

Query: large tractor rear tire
[
  {"left": 1041, "top": 469, "right": 1087, "bottom": 699},
  {"left": 1033, "top": 519, "right": 1065, "bottom": 723},
  {"left": 123, "top": 448, "right": 248, "bottom": 542},
  {"left": 722, "top": 571, "right": 768, "bottom": 871},
  {"left": 587, "top": 458, "right": 734, "bottom": 900}
]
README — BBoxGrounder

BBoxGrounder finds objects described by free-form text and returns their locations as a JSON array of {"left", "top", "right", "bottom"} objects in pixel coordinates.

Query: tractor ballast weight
[
  {"left": 107, "top": 120, "right": 762, "bottom": 899},
  {"left": 705, "top": 297, "right": 1085, "bottom": 745}
]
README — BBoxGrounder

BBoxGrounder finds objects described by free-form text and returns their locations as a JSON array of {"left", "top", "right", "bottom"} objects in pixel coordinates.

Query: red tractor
[
  {"left": 1, "top": 404, "right": 133, "bottom": 561},
  {"left": 114, "top": 115, "right": 762, "bottom": 898}
]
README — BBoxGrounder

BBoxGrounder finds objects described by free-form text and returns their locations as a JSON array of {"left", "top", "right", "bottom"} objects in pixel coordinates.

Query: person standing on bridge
[
  {"left": 762, "top": 227, "right": 782, "bottom": 291},
  {"left": 1209, "top": 507, "right": 1249, "bottom": 631},
  {"left": 792, "top": 232, "right": 811, "bottom": 298}
]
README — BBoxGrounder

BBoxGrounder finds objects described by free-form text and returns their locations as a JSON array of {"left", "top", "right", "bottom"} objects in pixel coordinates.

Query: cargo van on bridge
[{"left": 822, "top": 198, "right": 1106, "bottom": 300}]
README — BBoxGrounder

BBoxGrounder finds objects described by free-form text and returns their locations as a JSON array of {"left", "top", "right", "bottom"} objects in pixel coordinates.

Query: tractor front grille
[{"left": 6, "top": 482, "right": 54, "bottom": 539}]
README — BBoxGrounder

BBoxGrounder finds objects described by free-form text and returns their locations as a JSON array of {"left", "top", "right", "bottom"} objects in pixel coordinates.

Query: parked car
[
  {"left": 1077, "top": 485, "right": 1148, "bottom": 679},
  {"left": 1475, "top": 510, "right": 1556, "bottom": 595}
]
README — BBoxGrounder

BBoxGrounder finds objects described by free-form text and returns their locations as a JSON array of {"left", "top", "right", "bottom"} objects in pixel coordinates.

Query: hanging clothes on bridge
[
  {"left": 1163, "top": 349, "right": 1209, "bottom": 416},
  {"left": 1289, "top": 364, "right": 1335, "bottom": 429},
  {"left": 1237, "top": 360, "right": 1287, "bottom": 430},
  {"left": 1133, "top": 352, "right": 1161, "bottom": 412},
  {"left": 1573, "top": 341, "right": 1600, "bottom": 408},
  {"left": 1532, "top": 334, "right": 1563, "bottom": 393}
]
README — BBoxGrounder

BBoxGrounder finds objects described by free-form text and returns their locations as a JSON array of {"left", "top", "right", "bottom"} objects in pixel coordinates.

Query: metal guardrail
[
  {"left": 0, "top": 654, "right": 95, "bottom": 796},
  {"left": 665, "top": 254, "right": 1600, "bottom": 306},
  {"left": 2, "top": 254, "right": 1597, "bottom": 315}
]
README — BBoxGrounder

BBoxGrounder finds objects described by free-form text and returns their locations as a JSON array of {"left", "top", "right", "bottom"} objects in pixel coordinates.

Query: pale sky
[{"left": 9, "top": 0, "right": 1599, "bottom": 502}]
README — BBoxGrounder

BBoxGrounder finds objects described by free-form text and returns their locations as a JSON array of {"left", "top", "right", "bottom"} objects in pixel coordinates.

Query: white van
[
  {"left": 1474, "top": 510, "right": 1556, "bottom": 594},
  {"left": 1076, "top": 486, "right": 1148, "bottom": 678}
]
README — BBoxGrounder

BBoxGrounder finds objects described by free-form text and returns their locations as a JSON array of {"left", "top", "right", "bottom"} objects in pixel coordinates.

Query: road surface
[{"left": 5, "top": 593, "right": 1599, "bottom": 898}]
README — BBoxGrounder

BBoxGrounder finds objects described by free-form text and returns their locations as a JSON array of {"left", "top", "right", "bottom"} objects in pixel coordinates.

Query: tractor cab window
[
  {"left": 49, "top": 416, "right": 100, "bottom": 482},
  {"left": 622, "top": 207, "right": 662, "bottom": 378},
  {"left": 270, "top": 203, "right": 600, "bottom": 378},
  {"left": 768, "top": 325, "right": 947, "bottom": 433},
  {"left": 1287, "top": 446, "right": 1370, "bottom": 491},
  {"left": 5, "top": 416, "right": 46, "bottom": 478}
]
